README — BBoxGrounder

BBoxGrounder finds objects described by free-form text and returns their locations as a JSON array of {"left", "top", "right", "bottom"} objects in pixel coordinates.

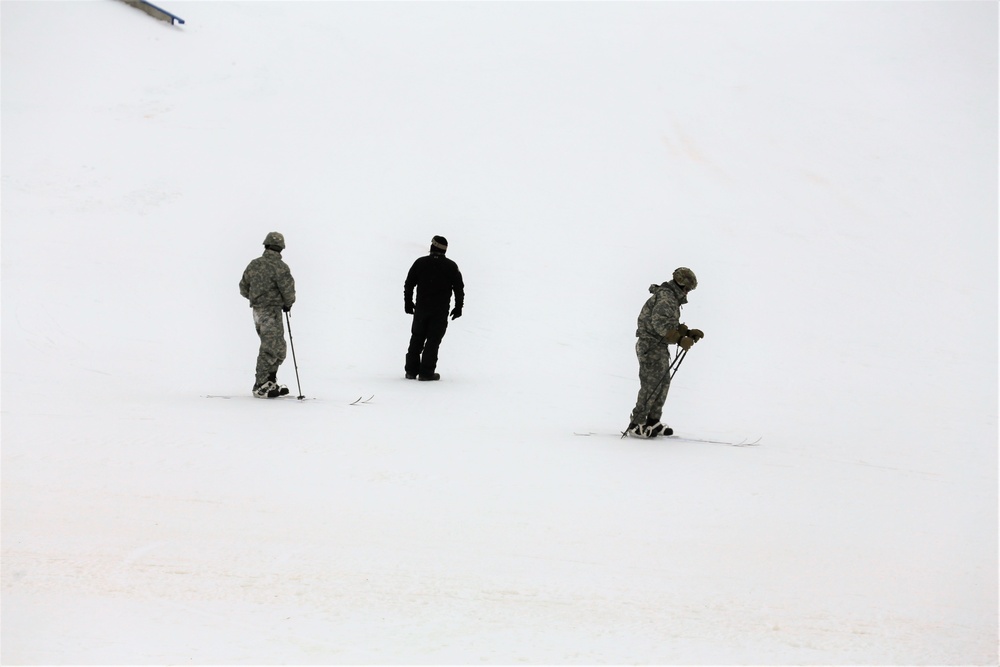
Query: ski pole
[
  {"left": 659, "top": 347, "right": 688, "bottom": 404},
  {"left": 285, "top": 310, "right": 304, "bottom": 400},
  {"left": 668, "top": 347, "right": 688, "bottom": 381}
]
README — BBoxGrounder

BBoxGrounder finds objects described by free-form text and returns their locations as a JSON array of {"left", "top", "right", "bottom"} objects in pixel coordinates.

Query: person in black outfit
[{"left": 403, "top": 236, "right": 465, "bottom": 381}]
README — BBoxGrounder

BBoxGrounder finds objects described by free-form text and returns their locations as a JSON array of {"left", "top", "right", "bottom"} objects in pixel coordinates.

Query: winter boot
[
  {"left": 417, "top": 373, "right": 440, "bottom": 381},
  {"left": 645, "top": 418, "right": 673, "bottom": 437}
]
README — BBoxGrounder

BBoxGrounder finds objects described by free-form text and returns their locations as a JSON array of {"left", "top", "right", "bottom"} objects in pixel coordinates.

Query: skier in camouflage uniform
[
  {"left": 626, "top": 267, "right": 704, "bottom": 437},
  {"left": 239, "top": 232, "right": 296, "bottom": 398}
]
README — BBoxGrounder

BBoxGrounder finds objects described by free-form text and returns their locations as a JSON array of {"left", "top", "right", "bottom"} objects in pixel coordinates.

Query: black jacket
[{"left": 404, "top": 253, "right": 464, "bottom": 312}]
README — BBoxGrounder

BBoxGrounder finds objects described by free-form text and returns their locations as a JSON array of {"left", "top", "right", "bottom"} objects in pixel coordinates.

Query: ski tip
[{"left": 349, "top": 395, "right": 374, "bottom": 405}]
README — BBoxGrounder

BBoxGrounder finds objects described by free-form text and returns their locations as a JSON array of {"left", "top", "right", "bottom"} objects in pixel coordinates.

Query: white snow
[{"left": 1, "top": 1, "right": 997, "bottom": 664}]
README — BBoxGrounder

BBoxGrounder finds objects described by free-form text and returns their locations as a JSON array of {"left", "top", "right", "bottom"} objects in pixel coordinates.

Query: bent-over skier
[{"left": 626, "top": 266, "right": 704, "bottom": 437}]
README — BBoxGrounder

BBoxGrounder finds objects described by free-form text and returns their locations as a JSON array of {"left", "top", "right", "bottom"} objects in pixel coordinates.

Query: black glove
[
  {"left": 405, "top": 302, "right": 415, "bottom": 315},
  {"left": 282, "top": 304, "right": 292, "bottom": 313},
  {"left": 688, "top": 328, "right": 704, "bottom": 342},
  {"left": 450, "top": 307, "right": 463, "bottom": 320},
  {"left": 679, "top": 335, "right": 694, "bottom": 351}
]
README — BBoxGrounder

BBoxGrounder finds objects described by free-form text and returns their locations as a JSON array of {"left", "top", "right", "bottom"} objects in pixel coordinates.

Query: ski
[
  {"left": 205, "top": 394, "right": 315, "bottom": 401},
  {"left": 204, "top": 394, "right": 372, "bottom": 404},
  {"left": 573, "top": 431, "right": 761, "bottom": 447},
  {"left": 669, "top": 434, "right": 761, "bottom": 447}
]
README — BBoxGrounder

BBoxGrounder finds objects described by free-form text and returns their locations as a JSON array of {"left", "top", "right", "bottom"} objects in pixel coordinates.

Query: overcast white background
[{"left": 2, "top": 1, "right": 997, "bottom": 663}]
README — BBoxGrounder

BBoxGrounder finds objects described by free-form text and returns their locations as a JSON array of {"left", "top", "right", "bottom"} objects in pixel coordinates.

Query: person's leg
[
  {"left": 405, "top": 311, "right": 430, "bottom": 377},
  {"left": 418, "top": 311, "right": 449, "bottom": 377},
  {"left": 254, "top": 307, "right": 286, "bottom": 387},
  {"left": 629, "top": 338, "right": 671, "bottom": 426}
]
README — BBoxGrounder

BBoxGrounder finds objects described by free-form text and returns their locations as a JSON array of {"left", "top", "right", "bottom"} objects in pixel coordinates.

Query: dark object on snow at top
[{"left": 118, "top": 0, "right": 185, "bottom": 25}]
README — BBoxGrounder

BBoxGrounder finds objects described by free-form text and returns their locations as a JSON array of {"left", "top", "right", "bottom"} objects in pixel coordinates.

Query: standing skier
[
  {"left": 403, "top": 235, "right": 464, "bottom": 381},
  {"left": 239, "top": 232, "right": 296, "bottom": 398},
  {"left": 626, "top": 267, "right": 704, "bottom": 437}
]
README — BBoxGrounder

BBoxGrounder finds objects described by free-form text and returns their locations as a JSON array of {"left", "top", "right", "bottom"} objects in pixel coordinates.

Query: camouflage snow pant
[
  {"left": 252, "top": 307, "right": 287, "bottom": 386},
  {"left": 630, "top": 337, "right": 672, "bottom": 425}
]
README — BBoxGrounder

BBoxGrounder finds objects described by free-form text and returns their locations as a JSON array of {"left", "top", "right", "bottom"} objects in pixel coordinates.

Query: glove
[
  {"left": 282, "top": 304, "right": 292, "bottom": 313},
  {"left": 665, "top": 325, "right": 686, "bottom": 344},
  {"left": 679, "top": 336, "right": 694, "bottom": 351},
  {"left": 405, "top": 302, "right": 415, "bottom": 315},
  {"left": 450, "top": 307, "right": 463, "bottom": 320},
  {"left": 688, "top": 328, "right": 704, "bottom": 342}
]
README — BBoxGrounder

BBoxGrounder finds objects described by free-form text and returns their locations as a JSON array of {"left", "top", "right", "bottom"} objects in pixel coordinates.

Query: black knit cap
[{"left": 430, "top": 235, "right": 448, "bottom": 253}]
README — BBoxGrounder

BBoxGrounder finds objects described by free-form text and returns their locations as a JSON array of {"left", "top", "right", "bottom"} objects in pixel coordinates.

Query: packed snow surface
[{"left": 2, "top": 1, "right": 997, "bottom": 664}]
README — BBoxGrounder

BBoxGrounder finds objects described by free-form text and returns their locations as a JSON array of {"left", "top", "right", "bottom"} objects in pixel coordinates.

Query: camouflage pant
[
  {"left": 252, "top": 307, "right": 287, "bottom": 385},
  {"left": 630, "top": 337, "right": 672, "bottom": 424}
]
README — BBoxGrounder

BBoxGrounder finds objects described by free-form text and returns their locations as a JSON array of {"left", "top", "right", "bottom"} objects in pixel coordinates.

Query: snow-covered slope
[{"left": 2, "top": 1, "right": 996, "bottom": 663}]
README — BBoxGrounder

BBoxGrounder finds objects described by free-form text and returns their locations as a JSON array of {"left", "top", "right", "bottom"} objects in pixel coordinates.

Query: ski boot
[
  {"left": 625, "top": 422, "right": 650, "bottom": 438},
  {"left": 267, "top": 373, "right": 290, "bottom": 396},
  {"left": 645, "top": 418, "right": 673, "bottom": 437},
  {"left": 253, "top": 380, "right": 281, "bottom": 398}
]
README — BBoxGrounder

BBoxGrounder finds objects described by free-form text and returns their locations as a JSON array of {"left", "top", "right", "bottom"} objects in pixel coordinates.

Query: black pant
[{"left": 405, "top": 308, "right": 449, "bottom": 377}]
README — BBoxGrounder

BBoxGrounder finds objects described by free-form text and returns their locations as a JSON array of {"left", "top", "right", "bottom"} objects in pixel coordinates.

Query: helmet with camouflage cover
[
  {"left": 263, "top": 231, "right": 285, "bottom": 250},
  {"left": 672, "top": 266, "right": 697, "bottom": 291}
]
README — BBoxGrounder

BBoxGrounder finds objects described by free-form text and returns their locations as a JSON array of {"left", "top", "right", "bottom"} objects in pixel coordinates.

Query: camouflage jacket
[
  {"left": 239, "top": 249, "right": 296, "bottom": 309},
  {"left": 635, "top": 280, "right": 686, "bottom": 341}
]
